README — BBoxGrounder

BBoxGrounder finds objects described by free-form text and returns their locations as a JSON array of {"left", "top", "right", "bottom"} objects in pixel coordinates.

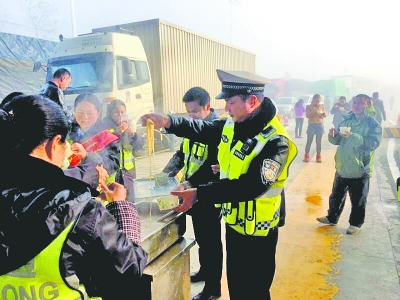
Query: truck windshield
[{"left": 47, "top": 53, "right": 113, "bottom": 94}]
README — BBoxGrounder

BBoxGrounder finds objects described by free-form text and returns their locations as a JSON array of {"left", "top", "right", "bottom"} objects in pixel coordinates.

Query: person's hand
[
  {"left": 96, "top": 165, "right": 109, "bottom": 188},
  {"left": 339, "top": 107, "right": 345, "bottom": 112},
  {"left": 211, "top": 164, "right": 220, "bottom": 175},
  {"left": 171, "top": 186, "right": 197, "bottom": 212},
  {"left": 100, "top": 182, "right": 127, "bottom": 202},
  {"left": 119, "top": 121, "right": 129, "bottom": 134},
  {"left": 141, "top": 113, "right": 170, "bottom": 129},
  {"left": 71, "top": 143, "right": 87, "bottom": 158},
  {"left": 329, "top": 128, "right": 337, "bottom": 137}
]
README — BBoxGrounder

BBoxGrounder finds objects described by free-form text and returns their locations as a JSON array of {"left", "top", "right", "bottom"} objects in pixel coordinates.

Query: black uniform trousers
[
  {"left": 225, "top": 224, "right": 278, "bottom": 300},
  {"left": 327, "top": 172, "right": 370, "bottom": 227},
  {"left": 190, "top": 203, "right": 223, "bottom": 295}
]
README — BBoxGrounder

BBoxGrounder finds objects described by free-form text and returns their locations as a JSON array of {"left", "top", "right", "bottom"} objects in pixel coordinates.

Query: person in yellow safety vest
[
  {"left": 102, "top": 99, "right": 145, "bottom": 202},
  {"left": 0, "top": 94, "right": 147, "bottom": 299},
  {"left": 142, "top": 69, "right": 298, "bottom": 300},
  {"left": 161, "top": 87, "right": 223, "bottom": 300},
  {"left": 64, "top": 93, "right": 120, "bottom": 189}
]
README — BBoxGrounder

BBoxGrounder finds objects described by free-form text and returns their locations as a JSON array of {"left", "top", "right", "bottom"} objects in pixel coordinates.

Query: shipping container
[{"left": 93, "top": 19, "right": 256, "bottom": 114}]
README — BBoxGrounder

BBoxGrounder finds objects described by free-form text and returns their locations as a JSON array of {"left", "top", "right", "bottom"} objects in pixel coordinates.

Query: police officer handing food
[{"left": 142, "top": 69, "right": 297, "bottom": 300}]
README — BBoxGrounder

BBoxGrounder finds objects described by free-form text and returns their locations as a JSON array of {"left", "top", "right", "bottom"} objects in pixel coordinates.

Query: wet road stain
[
  {"left": 271, "top": 150, "right": 343, "bottom": 300},
  {"left": 305, "top": 193, "right": 323, "bottom": 206}
]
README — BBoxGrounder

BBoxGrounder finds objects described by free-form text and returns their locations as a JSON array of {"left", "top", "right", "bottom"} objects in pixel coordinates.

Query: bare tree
[{"left": 17, "top": 0, "right": 60, "bottom": 39}]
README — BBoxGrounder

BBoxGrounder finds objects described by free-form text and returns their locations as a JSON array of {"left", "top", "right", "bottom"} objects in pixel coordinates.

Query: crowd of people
[
  {"left": 0, "top": 69, "right": 150, "bottom": 299},
  {"left": 0, "top": 65, "right": 387, "bottom": 299}
]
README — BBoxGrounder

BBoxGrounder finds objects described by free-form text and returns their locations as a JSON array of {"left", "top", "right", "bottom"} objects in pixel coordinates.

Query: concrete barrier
[{"left": 383, "top": 126, "right": 400, "bottom": 138}]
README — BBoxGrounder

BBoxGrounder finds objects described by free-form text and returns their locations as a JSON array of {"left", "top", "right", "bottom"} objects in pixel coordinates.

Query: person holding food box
[
  {"left": 64, "top": 93, "right": 120, "bottom": 190},
  {"left": 304, "top": 94, "right": 326, "bottom": 163},
  {"left": 317, "top": 94, "right": 382, "bottom": 235},
  {"left": 102, "top": 99, "right": 144, "bottom": 202},
  {"left": 330, "top": 96, "right": 351, "bottom": 129}
]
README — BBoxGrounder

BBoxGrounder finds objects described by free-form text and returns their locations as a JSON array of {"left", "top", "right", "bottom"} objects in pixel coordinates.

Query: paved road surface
[{"left": 135, "top": 113, "right": 400, "bottom": 299}]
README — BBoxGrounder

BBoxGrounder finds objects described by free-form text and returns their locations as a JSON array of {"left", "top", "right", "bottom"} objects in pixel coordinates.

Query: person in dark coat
[
  {"left": 0, "top": 94, "right": 147, "bottom": 299},
  {"left": 161, "top": 87, "right": 223, "bottom": 300},
  {"left": 64, "top": 93, "right": 120, "bottom": 190},
  {"left": 372, "top": 92, "right": 386, "bottom": 124},
  {"left": 102, "top": 99, "right": 145, "bottom": 202},
  {"left": 39, "top": 68, "right": 73, "bottom": 121}
]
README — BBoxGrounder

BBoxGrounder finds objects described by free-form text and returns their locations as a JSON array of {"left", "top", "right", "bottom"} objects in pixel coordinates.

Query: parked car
[{"left": 274, "top": 96, "right": 297, "bottom": 118}]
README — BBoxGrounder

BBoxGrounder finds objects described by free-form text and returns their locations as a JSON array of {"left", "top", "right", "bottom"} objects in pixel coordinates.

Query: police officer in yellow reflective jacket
[
  {"left": 142, "top": 70, "right": 298, "bottom": 300},
  {"left": 162, "top": 87, "right": 223, "bottom": 300}
]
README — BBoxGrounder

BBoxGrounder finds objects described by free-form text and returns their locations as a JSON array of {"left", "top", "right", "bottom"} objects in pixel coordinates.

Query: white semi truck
[{"left": 36, "top": 19, "right": 256, "bottom": 129}]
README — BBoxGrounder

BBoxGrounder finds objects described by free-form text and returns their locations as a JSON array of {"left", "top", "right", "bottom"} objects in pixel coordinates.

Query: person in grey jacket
[
  {"left": 0, "top": 94, "right": 147, "bottom": 299},
  {"left": 317, "top": 94, "right": 382, "bottom": 235}
]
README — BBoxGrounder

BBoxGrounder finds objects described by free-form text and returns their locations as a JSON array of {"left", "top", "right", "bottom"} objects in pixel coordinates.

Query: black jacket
[
  {"left": 39, "top": 81, "right": 74, "bottom": 122},
  {"left": 39, "top": 81, "right": 62, "bottom": 106},
  {"left": 163, "top": 108, "right": 219, "bottom": 187},
  {"left": 163, "top": 109, "right": 220, "bottom": 215},
  {"left": 0, "top": 155, "right": 147, "bottom": 299},
  {"left": 167, "top": 97, "right": 293, "bottom": 206}
]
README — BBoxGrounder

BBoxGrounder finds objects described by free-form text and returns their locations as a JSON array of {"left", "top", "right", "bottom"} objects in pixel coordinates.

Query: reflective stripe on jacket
[
  {"left": 217, "top": 117, "right": 297, "bottom": 236},
  {"left": 0, "top": 221, "right": 100, "bottom": 299},
  {"left": 182, "top": 138, "right": 209, "bottom": 181}
]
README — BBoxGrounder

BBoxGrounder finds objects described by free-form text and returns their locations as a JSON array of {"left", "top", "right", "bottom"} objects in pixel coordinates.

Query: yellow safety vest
[
  {"left": 120, "top": 149, "right": 135, "bottom": 171},
  {"left": 217, "top": 116, "right": 297, "bottom": 236},
  {"left": 0, "top": 221, "right": 101, "bottom": 299},
  {"left": 109, "top": 129, "right": 135, "bottom": 171},
  {"left": 182, "top": 138, "right": 208, "bottom": 181}
]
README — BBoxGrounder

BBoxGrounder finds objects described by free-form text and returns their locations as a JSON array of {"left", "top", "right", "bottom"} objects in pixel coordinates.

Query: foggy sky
[{"left": 1, "top": 0, "right": 399, "bottom": 86}]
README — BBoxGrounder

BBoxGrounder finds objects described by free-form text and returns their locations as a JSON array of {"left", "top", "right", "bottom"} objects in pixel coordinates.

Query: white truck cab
[{"left": 44, "top": 32, "right": 154, "bottom": 130}]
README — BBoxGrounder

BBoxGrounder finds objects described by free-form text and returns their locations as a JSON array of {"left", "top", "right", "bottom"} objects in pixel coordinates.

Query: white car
[{"left": 274, "top": 96, "right": 297, "bottom": 118}]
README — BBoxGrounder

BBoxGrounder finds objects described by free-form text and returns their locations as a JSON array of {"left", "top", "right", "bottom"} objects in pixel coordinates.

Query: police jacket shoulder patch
[{"left": 261, "top": 159, "right": 281, "bottom": 185}]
